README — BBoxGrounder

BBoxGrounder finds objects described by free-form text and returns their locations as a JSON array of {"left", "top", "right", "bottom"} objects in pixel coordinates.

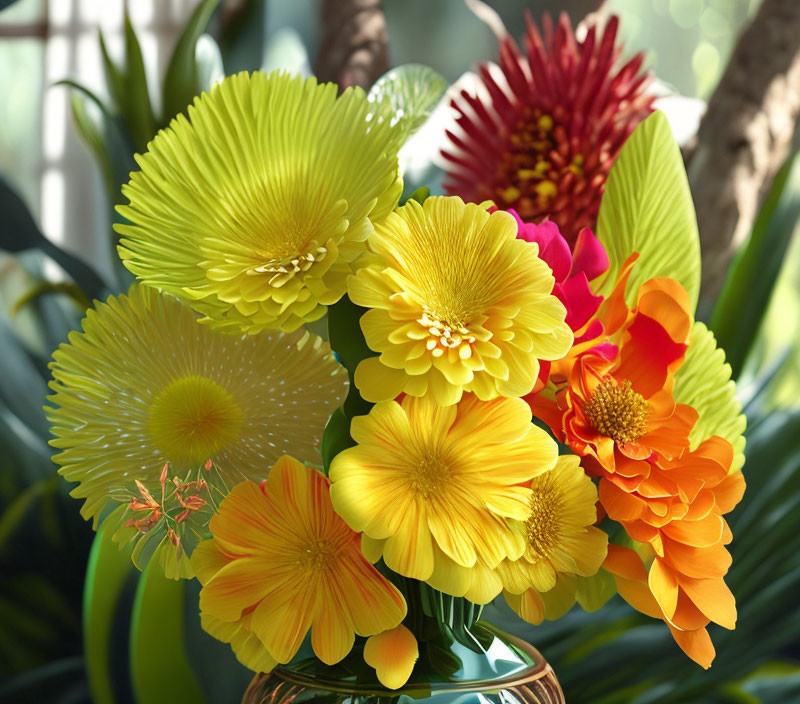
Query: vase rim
[{"left": 268, "top": 635, "right": 554, "bottom": 698}]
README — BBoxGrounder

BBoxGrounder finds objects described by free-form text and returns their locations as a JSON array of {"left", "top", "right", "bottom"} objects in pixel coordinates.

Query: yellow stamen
[
  {"left": 525, "top": 473, "right": 562, "bottom": 559},
  {"left": 584, "top": 378, "right": 649, "bottom": 444}
]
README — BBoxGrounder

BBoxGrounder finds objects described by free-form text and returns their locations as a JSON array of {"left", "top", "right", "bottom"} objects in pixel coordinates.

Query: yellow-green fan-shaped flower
[
  {"left": 116, "top": 71, "right": 403, "bottom": 333},
  {"left": 46, "top": 285, "right": 348, "bottom": 531}
]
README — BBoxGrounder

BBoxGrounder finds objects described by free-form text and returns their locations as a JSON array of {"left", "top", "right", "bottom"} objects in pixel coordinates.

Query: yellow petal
[{"left": 364, "top": 625, "right": 419, "bottom": 690}]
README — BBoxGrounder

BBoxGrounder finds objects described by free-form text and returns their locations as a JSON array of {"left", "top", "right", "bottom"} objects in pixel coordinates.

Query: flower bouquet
[{"left": 46, "top": 12, "right": 745, "bottom": 703}]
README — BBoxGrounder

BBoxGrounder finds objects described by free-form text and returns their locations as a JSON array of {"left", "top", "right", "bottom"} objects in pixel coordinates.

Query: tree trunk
[
  {"left": 315, "top": 0, "right": 389, "bottom": 91},
  {"left": 689, "top": 0, "right": 800, "bottom": 315}
]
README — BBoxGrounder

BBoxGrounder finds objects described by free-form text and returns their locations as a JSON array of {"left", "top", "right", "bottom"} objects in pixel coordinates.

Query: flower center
[
  {"left": 149, "top": 375, "right": 243, "bottom": 466},
  {"left": 525, "top": 474, "right": 563, "bottom": 560},
  {"left": 494, "top": 108, "right": 584, "bottom": 221},
  {"left": 248, "top": 243, "right": 328, "bottom": 286},
  {"left": 297, "top": 538, "right": 340, "bottom": 573},
  {"left": 584, "top": 377, "right": 649, "bottom": 444},
  {"left": 418, "top": 308, "right": 477, "bottom": 359},
  {"left": 407, "top": 451, "right": 452, "bottom": 499}
]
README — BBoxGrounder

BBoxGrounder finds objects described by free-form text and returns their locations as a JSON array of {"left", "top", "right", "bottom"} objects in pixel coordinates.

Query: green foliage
[
  {"left": 0, "top": 176, "right": 108, "bottom": 300},
  {"left": 368, "top": 64, "right": 448, "bottom": 142},
  {"left": 595, "top": 111, "right": 701, "bottom": 309},
  {"left": 674, "top": 322, "right": 747, "bottom": 471},
  {"left": 129, "top": 561, "right": 206, "bottom": 703},
  {"left": 161, "top": 0, "right": 222, "bottom": 123},
  {"left": 710, "top": 153, "right": 800, "bottom": 378}
]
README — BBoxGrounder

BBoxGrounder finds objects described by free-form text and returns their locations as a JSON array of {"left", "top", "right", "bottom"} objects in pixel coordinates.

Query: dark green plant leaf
[
  {"left": 0, "top": 175, "right": 108, "bottom": 299},
  {"left": 161, "top": 0, "right": 221, "bottom": 124},
  {"left": 710, "top": 153, "right": 800, "bottom": 378},
  {"left": 129, "top": 561, "right": 206, "bottom": 704},
  {"left": 83, "top": 508, "right": 135, "bottom": 704},
  {"left": 122, "top": 16, "right": 157, "bottom": 152},
  {"left": 12, "top": 280, "right": 90, "bottom": 315}
]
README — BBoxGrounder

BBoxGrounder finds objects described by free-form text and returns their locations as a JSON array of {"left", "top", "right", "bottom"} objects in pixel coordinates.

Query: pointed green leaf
[
  {"left": 368, "top": 64, "right": 448, "bottom": 141},
  {"left": 161, "top": 0, "right": 221, "bottom": 123},
  {"left": 129, "top": 560, "right": 206, "bottom": 704},
  {"left": 122, "top": 15, "right": 157, "bottom": 151},
  {"left": 710, "top": 153, "right": 800, "bottom": 378},
  {"left": 83, "top": 507, "right": 135, "bottom": 704},
  {"left": 595, "top": 111, "right": 701, "bottom": 310},
  {"left": 673, "top": 322, "right": 746, "bottom": 472}
]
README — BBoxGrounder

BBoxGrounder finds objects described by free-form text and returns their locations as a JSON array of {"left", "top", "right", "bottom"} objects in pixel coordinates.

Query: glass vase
[{"left": 241, "top": 626, "right": 564, "bottom": 704}]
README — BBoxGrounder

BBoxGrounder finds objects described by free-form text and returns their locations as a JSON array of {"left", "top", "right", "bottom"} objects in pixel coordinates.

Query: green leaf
[
  {"left": 368, "top": 64, "right": 448, "bottom": 142},
  {"left": 575, "top": 569, "right": 617, "bottom": 613},
  {"left": 673, "top": 322, "right": 746, "bottom": 472},
  {"left": 12, "top": 280, "right": 90, "bottom": 315},
  {"left": 83, "top": 507, "right": 135, "bottom": 704},
  {"left": 122, "top": 15, "right": 157, "bottom": 152},
  {"left": 161, "top": 0, "right": 221, "bottom": 124},
  {"left": 404, "top": 185, "right": 430, "bottom": 205},
  {"left": 0, "top": 317, "right": 49, "bottom": 440},
  {"left": 710, "top": 153, "right": 800, "bottom": 378},
  {"left": 129, "top": 560, "right": 206, "bottom": 704},
  {"left": 0, "top": 175, "right": 108, "bottom": 299},
  {"left": 320, "top": 406, "right": 351, "bottom": 474},
  {"left": 70, "top": 92, "right": 118, "bottom": 206},
  {"left": 595, "top": 111, "right": 701, "bottom": 310}
]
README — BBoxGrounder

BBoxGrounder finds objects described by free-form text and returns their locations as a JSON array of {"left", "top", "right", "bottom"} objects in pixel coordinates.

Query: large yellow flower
[
  {"left": 497, "top": 455, "right": 608, "bottom": 620},
  {"left": 329, "top": 394, "right": 558, "bottom": 592},
  {"left": 47, "top": 285, "right": 348, "bottom": 529},
  {"left": 349, "top": 196, "right": 573, "bottom": 406},
  {"left": 193, "top": 456, "right": 407, "bottom": 666},
  {"left": 116, "top": 71, "right": 403, "bottom": 333}
]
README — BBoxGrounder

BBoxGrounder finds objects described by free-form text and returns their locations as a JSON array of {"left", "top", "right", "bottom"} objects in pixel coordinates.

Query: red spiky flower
[{"left": 441, "top": 13, "right": 655, "bottom": 243}]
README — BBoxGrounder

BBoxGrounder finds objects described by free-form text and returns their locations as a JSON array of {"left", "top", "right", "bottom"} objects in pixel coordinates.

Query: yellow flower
[
  {"left": 116, "top": 71, "right": 403, "bottom": 333},
  {"left": 329, "top": 394, "right": 558, "bottom": 593},
  {"left": 47, "top": 285, "right": 348, "bottom": 528},
  {"left": 193, "top": 456, "right": 407, "bottom": 666},
  {"left": 364, "top": 625, "right": 419, "bottom": 690},
  {"left": 349, "top": 196, "right": 573, "bottom": 405},
  {"left": 497, "top": 455, "right": 608, "bottom": 622}
]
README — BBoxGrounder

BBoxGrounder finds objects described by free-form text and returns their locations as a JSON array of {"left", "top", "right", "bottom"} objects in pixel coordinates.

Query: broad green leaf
[
  {"left": 404, "top": 185, "right": 430, "bottom": 205},
  {"left": 83, "top": 507, "right": 135, "bottom": 704},
  {"left": 575, "top": 569, "right": 617, "bottom": 613},
  {"left": 0, "top": 318, "right": 48, "bottom": 439},
  {"left": 595, "top": 111, "right": 701, "bottom": 310},
  {"left": 161, "top": 0, "right": 220, "bottom": 124},
  {"left": 710, "top": 153, "right": 800, "bottom": 378},
  {"left": 0, "top": 175, "right": 107, "bottom": 299},
  {"left": 195, "top": 33, "right": 225, "bottom": 93},
  {"left": 129, "top": 560, "right": 206, "bottom": 704},
  {"left": 674, "top": 322, "right": 746, "bottom": 472},
  {"left": 368, "top": 64, "right": 448, "bottom": 141}
]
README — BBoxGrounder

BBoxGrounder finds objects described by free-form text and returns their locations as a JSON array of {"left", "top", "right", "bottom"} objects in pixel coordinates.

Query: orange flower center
[
  {"left": 525, "top": 473, "right": 563, "bottom": 560},
  {"left": 584, "top": 378, "right": 648, "bottom": 444},
  {"left": 494, "top": 108, "right": 584, "bottom": 221}
]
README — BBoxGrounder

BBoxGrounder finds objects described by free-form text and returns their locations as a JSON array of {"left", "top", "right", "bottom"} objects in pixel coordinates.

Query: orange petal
[
  {"left": 599, "top": 479, "right": 644, "bottom": 521},
  {"left": 661, "top": 535, "right": 731, "bottom": 579},
  {"left": 311, "top": 592, "right": 356, "bottom": 665},
  {"left": 504, "top": 589, "right": 545, "bottom": 625},
  {"left": 364, "top": 625, "right": 419, "bottom": 690},
  {"left": 603, "top": 544, "right": 648, "bottom": 581},
  {"left": 191, "top": 539, "right": 232, "bottom": 585},
  {"left": 649, "top": 558, "right": 679, "bottom": 618},
  {"left": 669, "top": 590, "right": 711, "bottom": 631},
  {"left": 713, "top": 471, "right": 746, "bottom": 514},
  {"left": 667, "top": 625, "right": 715, "bottom": 669},
  {"left": 679, "top": 575, "right": 737, "bottom": 630},
  {"left": 636, "top": 278, "right": 692, "bottom": 343},
  {"left": 662, "top": 513, "right": 724, "bottom": 548}
]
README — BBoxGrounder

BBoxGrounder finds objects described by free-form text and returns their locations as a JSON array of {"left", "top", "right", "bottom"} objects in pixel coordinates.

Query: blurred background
[{"left": 0, "top": 0, "right": 798, "bottom": 702}]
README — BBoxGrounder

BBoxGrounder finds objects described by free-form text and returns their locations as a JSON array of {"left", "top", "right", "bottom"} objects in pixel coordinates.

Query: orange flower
[
  {"left": 539, "top": 273, "right": 697, "bottom": 475},
  {"left": 192, "top": 456, "right": 407, "bottom": 668},
  {"left": 601, "top": 436, "right": 746, "bottom": 668}
]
